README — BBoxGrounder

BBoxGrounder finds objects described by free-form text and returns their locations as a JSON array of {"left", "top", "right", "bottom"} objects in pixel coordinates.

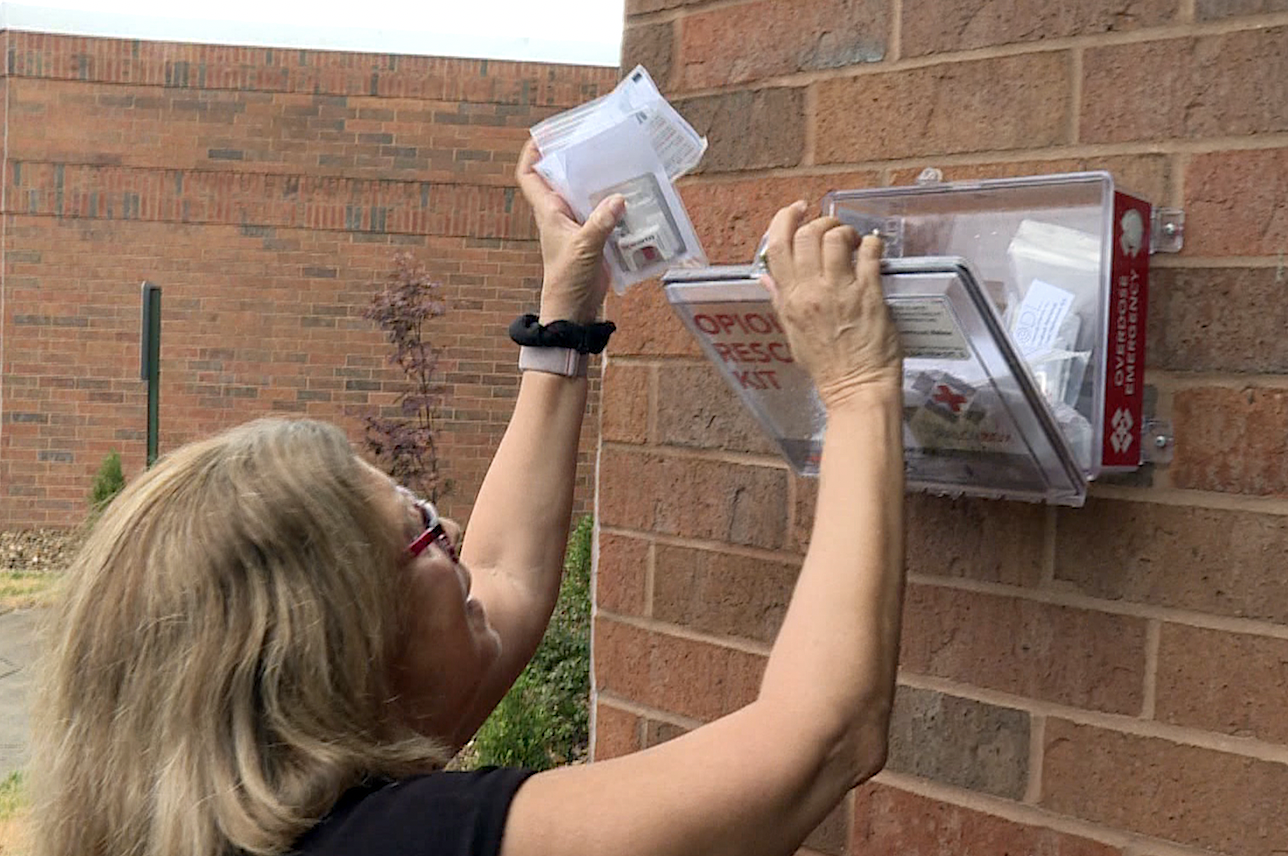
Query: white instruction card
[{"left": 1010, "top": 279, "right": 1075, "bottom": 356}]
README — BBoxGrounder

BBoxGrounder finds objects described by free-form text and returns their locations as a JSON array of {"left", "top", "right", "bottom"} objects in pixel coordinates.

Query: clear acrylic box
[{"left": 663, "top": 171, "right": 1152, "bottom": 506}]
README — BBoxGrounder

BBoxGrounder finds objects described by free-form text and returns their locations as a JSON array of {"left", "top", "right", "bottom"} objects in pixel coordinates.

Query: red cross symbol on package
[{"left": 932, "top": 383, "right": 969, "bottom": 414}]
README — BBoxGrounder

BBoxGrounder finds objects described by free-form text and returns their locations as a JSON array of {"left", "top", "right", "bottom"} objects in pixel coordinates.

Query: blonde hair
[{"left": 30, "top": 418, "right": 449, "bottom": 856}]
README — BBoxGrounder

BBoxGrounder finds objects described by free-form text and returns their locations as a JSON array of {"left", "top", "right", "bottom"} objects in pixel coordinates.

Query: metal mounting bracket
[
  {"left": 1151, "top": 208, "right": 1185, "bottom": 254},
  {"left": 1140, "top": 417, "right": 1175, "bottom": 465}
]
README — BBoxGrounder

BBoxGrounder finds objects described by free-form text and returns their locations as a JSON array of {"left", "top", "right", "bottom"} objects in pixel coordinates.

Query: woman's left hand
[{"left": 516, "top": 140, "right": 625, "bottom": 324}]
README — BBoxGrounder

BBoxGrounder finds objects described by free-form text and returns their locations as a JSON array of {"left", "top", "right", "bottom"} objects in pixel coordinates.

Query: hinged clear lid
[{"left": 664, "top": 257, "right": 1088, "bottom": 505}]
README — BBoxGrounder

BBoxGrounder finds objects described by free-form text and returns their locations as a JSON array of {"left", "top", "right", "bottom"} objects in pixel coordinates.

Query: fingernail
[
  {"left": 607, "top": 194, "right": 627, "bottom": 220},
  {"left": 793, "top": 200, "right": 808, "bottom": 211}
]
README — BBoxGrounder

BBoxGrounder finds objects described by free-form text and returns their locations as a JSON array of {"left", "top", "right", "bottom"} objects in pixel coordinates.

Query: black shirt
[{"left": 293, "top": 767, "right": 535, "bottom": 856}]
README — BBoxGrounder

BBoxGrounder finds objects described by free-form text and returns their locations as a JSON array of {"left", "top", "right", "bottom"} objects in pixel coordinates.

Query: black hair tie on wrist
[{"left": 508, "top": 314, "right": 617, "bottom": 355}]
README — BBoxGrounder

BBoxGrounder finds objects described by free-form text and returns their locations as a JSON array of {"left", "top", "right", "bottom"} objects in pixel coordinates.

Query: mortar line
[
  {"left": 904, "top": 572, "right": 1288, "bottom": 642},
  {"left": 602, "top": 438, "right": 790, "bottom": 469},
  {"left": 895, "top": 672, "right": 1288, "bottom": 764},
  {"left": 1148, "top": 371, "right": 1288, "bottom": 390},
  {"left": 598, "top": 609, "right": 774, "bottom": 657},
  {"left": 1022, "top": 714, "right": 1046, "bottom": 804},
  {"left": 873, "top": 771, "right": 1221, "bottom": 856},
  {"left": 594, "top": 692, "right": 707, "bottom": 731},
  {"left": 1085, "top": 482, "right": 1288, "bottom": 516},
  {"left": 1141, "top": 619, "right": 1161, "bottom": 720},
  {"left": 1149, "top": 255, "right": 1285, "bottom": 269},
  {"left": 1180, "top": 0, "right": 1197, "bottom": 24},
  {"left": 676, "top": 133, "right": 1288, "bottom": 181}
]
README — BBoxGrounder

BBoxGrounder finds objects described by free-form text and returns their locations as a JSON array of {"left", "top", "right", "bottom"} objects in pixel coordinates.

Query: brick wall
[
  {"left": 594, "top": 4, "right": 1288, "bottom": 855},
  {"left": 0, "top": 32, "right": 618, "bottom": 529}
]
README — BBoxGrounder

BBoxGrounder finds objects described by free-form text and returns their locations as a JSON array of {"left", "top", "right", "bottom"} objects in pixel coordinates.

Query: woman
[{"left": 30, "top": 142, "right": 905, "bottom": 856}]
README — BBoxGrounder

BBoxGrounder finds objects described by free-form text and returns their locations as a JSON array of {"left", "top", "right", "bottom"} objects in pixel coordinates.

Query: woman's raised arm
[{"left": 500, "top": 203, "right": 907, "bottom": 856}]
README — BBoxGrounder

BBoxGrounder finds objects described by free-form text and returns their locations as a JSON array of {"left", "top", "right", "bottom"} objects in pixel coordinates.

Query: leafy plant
[
  {"left": 88, "top": 450, "right": 126, "bottom": 513},
  {"left": 364, "top": 253, "right": 449, "bottom": 502},
  {"left": 0, "top": 771, "right": 24, "bottom": 822},
  {"left": 472, "top": 515, "right": 593, "bottom": 770}
]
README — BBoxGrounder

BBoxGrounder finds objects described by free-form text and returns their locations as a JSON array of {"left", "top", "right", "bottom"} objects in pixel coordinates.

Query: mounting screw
[{"left": 1155, "top": 435, "right": 1169, "bottom": 449}]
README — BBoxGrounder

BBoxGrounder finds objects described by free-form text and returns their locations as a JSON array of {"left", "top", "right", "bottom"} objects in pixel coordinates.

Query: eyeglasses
[{"left": 397, "top": 487, "right": 457, "bottom": 562}]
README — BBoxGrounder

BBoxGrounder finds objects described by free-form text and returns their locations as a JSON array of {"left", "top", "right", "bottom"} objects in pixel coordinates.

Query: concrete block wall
[
  {"left": 0, "top": 32, "right": 618, "bottom": 528},
  {"left": 592, "top": 3, "right": 1288, "bottom": 855}
]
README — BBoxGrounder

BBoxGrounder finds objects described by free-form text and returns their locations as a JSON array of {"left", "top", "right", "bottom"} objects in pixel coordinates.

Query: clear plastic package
[{"left": 530, "top": 66, "right": 708, "bottom": 291}]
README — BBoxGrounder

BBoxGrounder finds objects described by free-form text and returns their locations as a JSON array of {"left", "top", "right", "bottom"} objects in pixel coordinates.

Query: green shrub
[
  {"left": 89, "top": 450, "right": 126, "bottom": 513},
  {"left": 0, "top": 771, "right": 24, "bottom": 821},
  {"left": 471, "top": 515, "right": 592, "bottom": 770}
]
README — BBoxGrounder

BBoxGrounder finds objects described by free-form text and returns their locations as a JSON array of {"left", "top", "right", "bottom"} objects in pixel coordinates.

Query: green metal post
[{"left": 141, "top": 283, "right": 162, "bottom": 467}]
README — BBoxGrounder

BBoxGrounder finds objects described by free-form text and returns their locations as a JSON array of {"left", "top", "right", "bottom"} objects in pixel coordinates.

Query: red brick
[
  {"left": 601, "top": 362, "right": 651, "bottom": 445},
  {"left": 901, "top": 584, "right": 1148, "bottom": 714},
  {"left": 1197, "top": 0, "right": 1288, "bottom": 17},
  {"left": 1055, "top": 499, "right": 1288, "bottom": 624},
  {"left": 655, "top": 363, "right": 778, "bottom": 456},
  {"left": 680, "top": 0, "right": 888, "bottom": 90},
  {"left": 793, "top": 484, "right": 1047, "bottom": 585},
  {"left": 653, "top": 543, "right": 798, "bottom": 642},
  {"left": 1184, "top": 149, "right": 1288, "bottom": 258},
  {"left": 592, "top": 701, "right": 642, "bottom": 760},
  {"left": 1155, "top": 624, "right": 1288, "bottom": 744},
  {"left": 903, "top": 0, "right": 1175, "bottom": 57},
  {"left": 1171, "top": 386, "right": 1288, "bottom": 496},
  {"left": 1081, "top": 28, "right": 1288, "bottom": 144},
  {"left": 1148, "top": 267, "right": 1288, "bottom": 374},
  {"left": 621, "top": 22, "right": 676, "bottom": 90},
  {"left": 681, "top": 171, "right": 882, "bottom": 265},
  {"left": 677, "top": 88, "right": 806, "bottom": 173},
  {"left": 815, "top": 53, "right": 1072, "bottom": 163},
  {"left": 604, "top": 283, "right": 704, "bottom": 359},
  {"left": 887, "top": 686, "right": 1031, "bottom": 799},
  {"left": 593, "top": 617, "right": 765, "bottom": 721},
  {"left": 853, "top": 783, "right": 1121, "bottom": 856},
  {"left": 887, "top": 155, "right": 1171, "bottom": 210},
  {"left": 596, "top": 532, "right": 650, "bottom": 617},
  {"left": 599, "top": 446, "right": 789, "bottom": 550},
  {"left": 1042, "top": 719, "right": 1288, "bottom": 855}
]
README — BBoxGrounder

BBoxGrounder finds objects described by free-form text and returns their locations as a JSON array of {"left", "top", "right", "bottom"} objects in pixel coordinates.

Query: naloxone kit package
[{"left": 531, "top": 66, "right": 707, "bottom": 291}]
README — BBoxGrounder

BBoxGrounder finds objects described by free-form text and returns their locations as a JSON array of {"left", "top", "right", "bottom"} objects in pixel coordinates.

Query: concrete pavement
[{"left": 0, "top": 608, "right": 42, "bottom": 778}]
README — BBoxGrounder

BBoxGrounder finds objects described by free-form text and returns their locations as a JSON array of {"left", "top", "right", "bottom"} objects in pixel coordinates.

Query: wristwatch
[{"left": 518, "top": 345, "right": 588, "bottom": 378}]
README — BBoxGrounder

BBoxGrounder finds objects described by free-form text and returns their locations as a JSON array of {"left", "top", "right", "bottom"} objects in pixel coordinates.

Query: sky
[{"left": 0, "top": 0, "right": 625, "bottom": 66}]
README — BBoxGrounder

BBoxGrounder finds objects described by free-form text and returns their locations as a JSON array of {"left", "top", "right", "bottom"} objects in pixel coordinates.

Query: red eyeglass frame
[{"left": 397, "top": 487, "right": 457, "bottom": 561}]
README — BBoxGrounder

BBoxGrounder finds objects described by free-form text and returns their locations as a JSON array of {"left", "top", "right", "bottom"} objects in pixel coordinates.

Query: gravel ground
[{"left": 0, "top": 529, "right": 81, "bottom": 575}]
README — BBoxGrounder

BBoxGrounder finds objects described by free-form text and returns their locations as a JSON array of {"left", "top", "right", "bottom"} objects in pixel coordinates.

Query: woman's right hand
[{"left": 762, "top": 201, "right": 902, "bottom": 410}]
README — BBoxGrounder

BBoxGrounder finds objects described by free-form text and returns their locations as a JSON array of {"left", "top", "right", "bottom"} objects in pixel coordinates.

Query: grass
[
  {"left": 0, "top": 573, "right": 59, "bottom": 612},
  {"left": 0, "top": 771, "right": 28, "bottom": 854}
]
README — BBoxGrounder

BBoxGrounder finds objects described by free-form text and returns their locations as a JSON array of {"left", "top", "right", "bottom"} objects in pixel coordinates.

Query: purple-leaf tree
[{"left": 364, "top": 252, "right": 449, "bottom": 502}]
